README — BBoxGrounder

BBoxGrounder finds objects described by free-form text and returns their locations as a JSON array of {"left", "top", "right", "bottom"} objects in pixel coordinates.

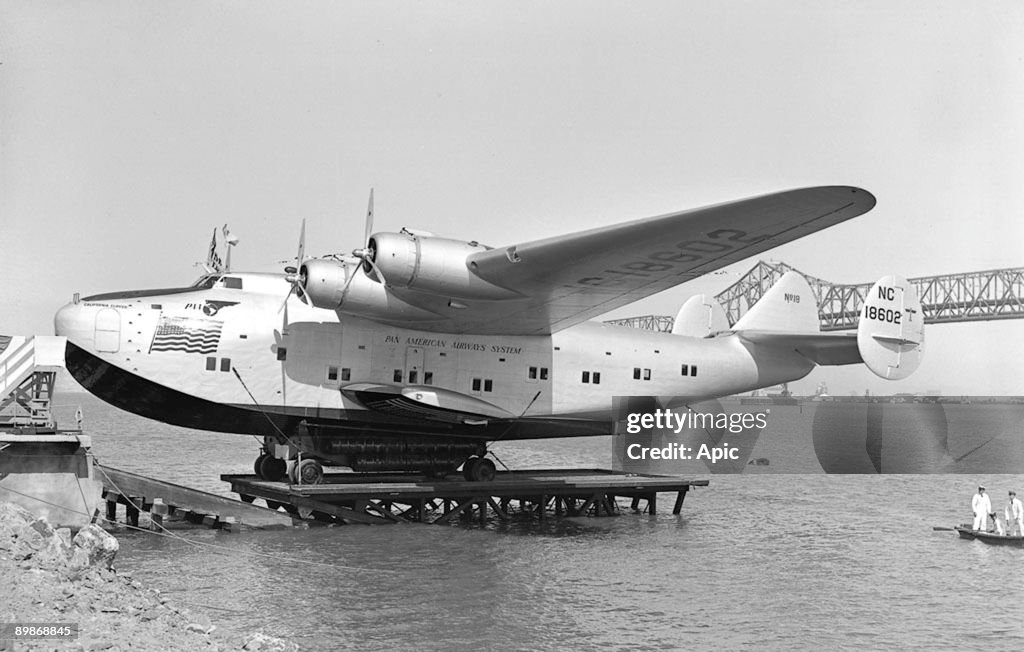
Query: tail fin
[
  {"left": 671, "top": 294, "right": 730, "bottom": 337},
  {"left": 856, "top": 275, "right": 924, "bottom": 379},
  {"left": 732, "top": 271, "right": 818, "bottom": 333}
]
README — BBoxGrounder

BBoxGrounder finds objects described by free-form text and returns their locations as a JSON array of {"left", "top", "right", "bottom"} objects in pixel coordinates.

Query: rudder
[
  {"left": 671, "top": 294, "right": 730, "bottom": 337},
  {"left": 856, "top": 275, "right": 924, "bottom": 379}
]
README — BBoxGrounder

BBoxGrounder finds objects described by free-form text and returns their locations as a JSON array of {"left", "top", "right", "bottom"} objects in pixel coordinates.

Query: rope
[
  {"left": 230, "top": 367, "right": 322, "bottom": 483},
  {"left": 484, "top": 390, "right": 542, "bottom": 473}
]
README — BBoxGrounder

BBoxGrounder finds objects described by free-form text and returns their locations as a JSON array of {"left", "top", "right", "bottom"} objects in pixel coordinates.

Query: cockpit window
[
  {"left": 189, "top": 275, "right": 242, "bottom": 290},
  {"left": 82, "top": 274, "right": 247, "bottom": 303},
  {"left": 191, "top": 275, "right": 219, "bottom": 289}
]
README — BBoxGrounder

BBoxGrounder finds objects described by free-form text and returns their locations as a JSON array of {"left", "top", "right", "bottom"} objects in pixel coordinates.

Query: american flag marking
[{"left": 150, "top": 317, "right": 223, "bottom": 354}]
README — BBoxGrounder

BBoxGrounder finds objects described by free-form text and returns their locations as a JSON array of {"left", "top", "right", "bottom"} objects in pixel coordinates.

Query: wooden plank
[
  {"left": 98, "top": 465, "right": 293, "bottom": 528},
  {"left": 287, "top": 494, "right": 399, "bottom": 525},
  {"left": 672, "top": 489, "right": 688, "bottom": 515},
  {"left": 487, "top": 498, "right": 509, "bottom": 521},
  {"left": 432, "top": 496, "right": 488, "bottom": 524},
  {"left": 576, "top": 493, "right": 599, "bottom": 516}
]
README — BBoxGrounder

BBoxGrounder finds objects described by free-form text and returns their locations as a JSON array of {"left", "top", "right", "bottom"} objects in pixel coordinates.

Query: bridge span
[{"left": 605, "top": 260, "right": 1024, "bottom": 332}]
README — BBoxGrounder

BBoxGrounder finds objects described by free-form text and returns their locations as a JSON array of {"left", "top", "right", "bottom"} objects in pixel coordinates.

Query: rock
[
  {"left": 8, "top": 514, "right": 61, "bottom": 561},
  {"left": 0, "top": 501, "right": 37, "bottom": 535},
  {"left": 242, "top": 632, "right": 300, "bottom": 652},
  {"left": 22, "top": 516, "right": 57, "bottom": 549},
  {"left": 34, "top": 527, "right": 73, "bottom": 570},
  {"left": 186, "top": 613, "right": 213, "bottom": 633},
  {"left": 70, "top": 524, "right": 119, "bottom": 571}
]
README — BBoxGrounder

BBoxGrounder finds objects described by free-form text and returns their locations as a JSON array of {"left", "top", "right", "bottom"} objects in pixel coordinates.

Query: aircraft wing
[{"left": 378, "top": 186, "right": 876, "bottom": 335}]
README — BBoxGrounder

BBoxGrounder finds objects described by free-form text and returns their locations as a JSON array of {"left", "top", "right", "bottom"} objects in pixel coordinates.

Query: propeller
[
  {"left": 341, "top": 189, "right": 388, "bottom": 300},
  {"left": 279, "top": 219, "right": 308, "bottom": 313}
]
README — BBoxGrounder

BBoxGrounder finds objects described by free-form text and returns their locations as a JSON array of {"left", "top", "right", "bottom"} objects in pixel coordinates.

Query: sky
[{"left": 2, "top": 1, "right": 1023, "bottom": 395}]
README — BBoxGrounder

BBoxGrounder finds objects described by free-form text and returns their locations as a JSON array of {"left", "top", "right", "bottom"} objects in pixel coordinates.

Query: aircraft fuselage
[{"left": 55, "top": 271, "right": 814, "bottom": 470}]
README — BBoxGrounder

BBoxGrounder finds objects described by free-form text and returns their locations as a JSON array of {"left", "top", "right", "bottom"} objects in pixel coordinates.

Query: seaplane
[{"left": 54, "top": 186, "right": 924, "bottom": 483}]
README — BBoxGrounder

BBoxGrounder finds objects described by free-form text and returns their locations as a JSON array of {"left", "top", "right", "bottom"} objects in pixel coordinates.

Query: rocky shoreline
[{"left": 0, "top": 502, "right": 296, "bottom": 651}]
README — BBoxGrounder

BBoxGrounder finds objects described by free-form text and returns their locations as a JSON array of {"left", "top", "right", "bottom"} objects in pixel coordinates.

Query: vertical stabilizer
[
  {"left": 731, "top": 271, "right": 819, "bottom": 333},
  {"left": 856, "top": 275, "right": 924, "bottom": 379},
  {"left": 671, "top": 294, "right": 730, "bottom": 337}
]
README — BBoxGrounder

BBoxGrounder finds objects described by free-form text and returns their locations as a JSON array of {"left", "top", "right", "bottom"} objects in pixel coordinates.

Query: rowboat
[{"left": 954, "top": 525, "right": 1024, "bottom": 547}]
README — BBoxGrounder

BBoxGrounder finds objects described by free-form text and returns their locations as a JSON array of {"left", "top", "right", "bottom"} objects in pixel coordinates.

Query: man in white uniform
[
  {"left": 1005, "top": 490, "right": 1024, "bottom": 537},
  {"left": 972, "top": 486, "right": 992, "bottom": 531}
]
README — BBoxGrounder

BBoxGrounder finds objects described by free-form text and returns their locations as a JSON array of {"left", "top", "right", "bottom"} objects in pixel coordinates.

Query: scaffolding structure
[
  {"left": 0, "top": 335, "right": 63, "bottom": 433},
  {"left": 605, "top": 260, "right": 1024, "bottom": 332}
]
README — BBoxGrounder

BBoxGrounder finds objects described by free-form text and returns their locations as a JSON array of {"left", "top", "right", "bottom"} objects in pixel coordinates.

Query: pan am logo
[
  {"left": 184, "top": 300, "right": 240, "bottom": 316},
  {"left": 202, "top": 300, "right": 239, "bottom": 316}
]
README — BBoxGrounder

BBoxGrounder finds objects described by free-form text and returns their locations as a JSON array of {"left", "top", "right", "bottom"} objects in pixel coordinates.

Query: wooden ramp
[
  {"left": 97, "top": 465, "right": 295, "bottom": 531},
  {"left": 221, "top": 468, "right": 709, "bottom": 525}
]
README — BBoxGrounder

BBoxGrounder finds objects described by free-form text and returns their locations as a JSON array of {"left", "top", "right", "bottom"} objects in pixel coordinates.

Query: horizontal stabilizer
[
  {"left": 732, "top": 271, "right": 819, "bottom": 334},
  {"left": 671, "top": 294, "right": 730, "bottom": 337},
  {"left": 342, "top": 383, "right": 514, "bottom": 425},
  {"left": 737, "top": 330, "right": 862, "bottom": 366}
]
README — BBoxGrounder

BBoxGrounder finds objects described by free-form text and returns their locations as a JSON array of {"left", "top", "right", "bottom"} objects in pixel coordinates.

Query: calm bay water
[{"left": 55, "top": 393, "right": 1024, "bottom": 651}]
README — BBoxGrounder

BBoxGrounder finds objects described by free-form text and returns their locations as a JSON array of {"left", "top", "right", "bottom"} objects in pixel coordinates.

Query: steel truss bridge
[{"left": 605, "top": 260, "right": 1024, "bottom": 332}]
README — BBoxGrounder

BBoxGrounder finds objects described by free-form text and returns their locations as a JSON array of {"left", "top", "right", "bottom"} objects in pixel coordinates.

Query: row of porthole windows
[
  {"left": 211, "top": 358, "right": 695, "bottom": 385},
  {"left": 394, "top": 369, "right": 434, "bottom": 385},
  {"left": 631, "top": 365, "right": 699, "bottom": 381}
]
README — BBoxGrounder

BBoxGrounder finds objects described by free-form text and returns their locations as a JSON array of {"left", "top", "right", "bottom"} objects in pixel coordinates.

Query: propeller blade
[
  {"left": 281, "top": 219, "right": 309, "bottom": 311},
  {"left": 364, "top": 188, "right": 374, "bottom": 244},
  {"left": 337, "top": 261, "right": 361, "bottom": 308},
  {"left": 296, "top": 265, "right": 308, "bottom": 304},
  {"left": 278, "top": 285, "right": 295, "bottom": 314},
  {"left": 363, "top": 251, "right": 388, "bottom": 286}
]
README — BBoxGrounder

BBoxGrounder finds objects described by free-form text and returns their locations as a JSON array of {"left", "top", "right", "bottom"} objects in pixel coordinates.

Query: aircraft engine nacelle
[
  {"left": 369, "top": 232, "right": 522, "bottom": 300},
  {"left": 301, "top": 259, "right": 350, "bottom": 309}
]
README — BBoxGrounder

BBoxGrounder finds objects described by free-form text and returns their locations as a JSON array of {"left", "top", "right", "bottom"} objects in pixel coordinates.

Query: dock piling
[{"left": 150, "top": 498, "right": 167, "bottom": 531}]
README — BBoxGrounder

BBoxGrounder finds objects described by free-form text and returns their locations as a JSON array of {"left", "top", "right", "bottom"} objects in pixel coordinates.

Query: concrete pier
[
  {"left": 0, "top": 432, "right": 103, "bottom": 527},
  {"left": 1, "top": 334, "right": 102, "bottom": 527}
]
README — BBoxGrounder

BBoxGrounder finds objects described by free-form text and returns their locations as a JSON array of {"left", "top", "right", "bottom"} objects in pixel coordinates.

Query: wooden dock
[
  {"left": 97, "top": 465, "right": 295, "bottom": 531},
  {"left": 221, "top": 468, "right": 709, "bottom": 525}
]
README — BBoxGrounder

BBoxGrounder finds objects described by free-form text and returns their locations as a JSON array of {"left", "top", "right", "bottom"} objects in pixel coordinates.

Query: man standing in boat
[
  {"left": 1005, "top": 490, "right": 1024, "bottom": 537},
  {"left": 972, "top": 486, "right": 992, "bottom": 532}
]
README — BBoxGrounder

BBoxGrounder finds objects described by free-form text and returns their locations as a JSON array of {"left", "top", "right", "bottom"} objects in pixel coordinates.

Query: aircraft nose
[{"left": 54, "top": 299, "right": 90, "bottom": 344}]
